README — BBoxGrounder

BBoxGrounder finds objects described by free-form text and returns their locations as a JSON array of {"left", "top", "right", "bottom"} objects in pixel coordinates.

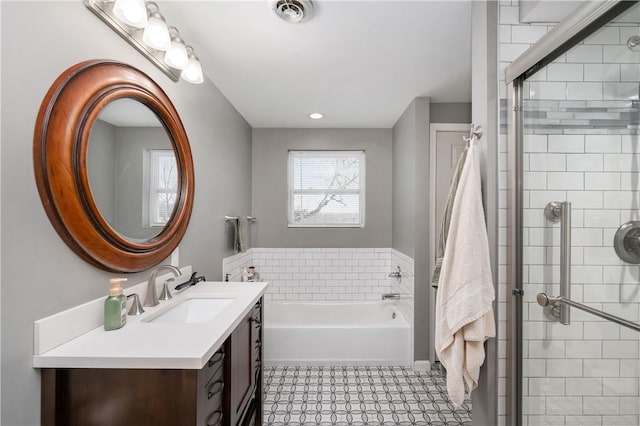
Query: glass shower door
[{"left": 520, "top": 6, "right": 640, "bottom": 425}]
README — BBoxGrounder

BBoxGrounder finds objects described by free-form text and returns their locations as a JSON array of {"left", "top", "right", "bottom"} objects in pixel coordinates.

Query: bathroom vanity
[{"left": 34, "top": 280, "right": 267, "bottom": 426}]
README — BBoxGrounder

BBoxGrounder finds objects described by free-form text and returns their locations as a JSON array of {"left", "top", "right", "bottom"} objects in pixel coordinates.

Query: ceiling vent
[{"left": 272, "top": 0, "right": 314, "bottom": 24}]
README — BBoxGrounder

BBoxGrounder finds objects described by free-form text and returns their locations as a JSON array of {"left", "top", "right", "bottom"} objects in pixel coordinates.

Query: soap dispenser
[{"left": 104, "top": 278, "right": 127, "bottom": 331}]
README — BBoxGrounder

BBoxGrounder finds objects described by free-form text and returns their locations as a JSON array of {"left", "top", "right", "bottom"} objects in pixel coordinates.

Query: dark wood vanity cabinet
[{"left": 41, "top": 299, "right": 263, "bottom": 426}]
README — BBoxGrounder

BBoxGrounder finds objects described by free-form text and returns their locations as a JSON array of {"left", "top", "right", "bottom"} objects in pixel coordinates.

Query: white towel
[{"left": 434, "top": 140, "right": 495, "bottom": 407}]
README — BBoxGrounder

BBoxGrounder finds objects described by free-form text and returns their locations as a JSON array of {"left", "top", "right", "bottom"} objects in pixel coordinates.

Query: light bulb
[
  {"left": 309, "top": 113, "right": 324, "bottom": 120},
  {"left": 164, "top": 39, "right": 189, "bottom": 69},
  {"left": 142, "top": 13, "right": 171, "bottom": 51},
  {"left": 181, "top": 56, "right": 204, "bottom": 84},
  {"left": 112, "top": 0, "right": 147, "bottom": 28}
]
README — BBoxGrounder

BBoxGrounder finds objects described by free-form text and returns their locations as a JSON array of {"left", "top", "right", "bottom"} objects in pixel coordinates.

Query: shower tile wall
[
  {"left": 500, "top": 2, "right": 640, "bottom": 425},
  {"left": 222, "top": 248, "right": 414, "bottom": 329}
]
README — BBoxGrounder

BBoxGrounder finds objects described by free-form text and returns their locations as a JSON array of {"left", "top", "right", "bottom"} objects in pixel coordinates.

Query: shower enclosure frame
[{"left": 504, "top": 1, "right": 638, "bottom": 425}]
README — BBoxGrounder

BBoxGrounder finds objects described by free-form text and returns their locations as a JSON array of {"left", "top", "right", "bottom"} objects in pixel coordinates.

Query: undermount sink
[{"left": 145, "top": 297, "right": 234, "bottom": 324}]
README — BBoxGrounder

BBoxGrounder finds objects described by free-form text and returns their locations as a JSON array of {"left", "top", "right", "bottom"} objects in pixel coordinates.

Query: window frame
[
  {"left": 287, "top": 150, "right": 366, "bottom": 228},
  {"left": 145, "top": 149, "right": 178, "bottom": 228}
]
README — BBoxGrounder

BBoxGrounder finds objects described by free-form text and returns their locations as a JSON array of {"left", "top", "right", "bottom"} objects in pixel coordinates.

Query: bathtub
[{"left": 264, "top": 301, "right": 412, "bottom": 366}]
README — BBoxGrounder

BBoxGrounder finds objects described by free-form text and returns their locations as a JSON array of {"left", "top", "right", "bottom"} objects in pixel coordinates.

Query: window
[
  {"left": 288, "top": 150, "right": 365, "bottom": 227},
  {"left": 147, "top": 149, "right": 178, "bottom": 227}
]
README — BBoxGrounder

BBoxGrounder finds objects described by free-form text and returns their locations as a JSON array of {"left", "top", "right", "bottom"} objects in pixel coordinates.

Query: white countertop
[{"left": 33, "top": 281, "right": 268, "bottom": 370}]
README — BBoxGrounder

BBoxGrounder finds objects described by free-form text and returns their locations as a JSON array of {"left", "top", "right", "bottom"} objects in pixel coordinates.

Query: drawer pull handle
[
  {"left": 207, "top": 380, "right": 224, "bottom": 399},
  {"left": 206, "top": 410, "right": 223, "bottom": 426},
  {"left": 208, "top": 352, "right": 224, "bottom": 366}
]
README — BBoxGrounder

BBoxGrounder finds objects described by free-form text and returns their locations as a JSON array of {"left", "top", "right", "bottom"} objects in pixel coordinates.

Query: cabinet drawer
[
  {"left": 199, "top": 346, "right": 225, "bottom": 386},
  {"left": 198, "top": 367, "right": 224, "bottom": 426}
]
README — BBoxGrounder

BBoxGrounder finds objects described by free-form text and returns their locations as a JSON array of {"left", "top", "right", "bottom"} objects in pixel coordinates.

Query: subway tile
[
  {"left": 546, "top": 359, "right": 583, "bottom": 377},
  {"left": 567, "top": 82, "right": 603, "bottom": 101},
  {"left": 604, "top": 154, "right": 640, "bottom": 172},
  {"left": 528, "top": 339, "right": 565, "bottom": 358},
  {"left": 528, "top": 82, "right": 567, "bottom": 100},
  {"left": 500, "top": 43, "right": 531, "bottom": 62},
  {"left": 530, "top": 154, "right": 566, "bottom": 171},
  {"left": 603, "top": 45, "right": 640, "bottom": 64},
  {"left": 584, "top": 359, "right": 621, "bottom": 377},
  {"left": 524, "top": 135, "right": 548, "bottom": 152},
  {"left": 522, "top": 397, "right": 546, "bottom": 415},
  {"left": 529, "top": 191, "right": 567, "bottom": 209},
  {"left": 523, "top": 359, "right": 546, "bottom": 377},
  {"left": 604, "top": 191, "right": 640, "bottom": 209},
  {"left": 585, "top": 172, "right": 620, "bottom": 190},
  {"left": 572, "top": 229, "right": 604, "bottom": 247},
  {"left": 545, "top": 321, "right": 583, "bottom": 340},
  {"left": 602, "top": 415, "right": 640, "bottom": 425},
  {"left": 603, "top": 341, "right": 639, "bottom": 359},
  {"left": 604, "top": 266, "right": 640, "bottom": 285},
  {"left": 583, "top": 285, "right": 620, "bottom": 303},
  {"left": 583, "top": 247, "right": 621, "bottom": 266},
  {"left": 566, "top": 378, "right": 603, "bottom": 396},
  {"left": 573, "top": 265, "right": 604, "bottom": 282},
  {"left": 547, "top": 63, "right": 583, "bottom": 82},
  {"left": 582, "top": 396, "right": 621, "bottom": 415},
  {"left": 547, "top": 397, "right": 584, "bottom": 415},
  {"left": 620, "top": 64, "right": 640, "bottom": 82},
  {"left": 499, "top": 25, "right": 511, "bottom": 43},
  {"left": 511, "top": 25, "right": 547, "bottom": 44},
  {"left": 547, "top": 172, "right": 583, "bottom": 190},
  {"left": 603, "top": 82, "right": 639, "bottom": 100},
  {"left": 584, "top": 321, "right": 622, "bottom": 341},
  {"left": 548, "top": 135, "right": 584, "bottom": 153},
  {"left": 567, "top": 154, "right": 603, "bottom": 171},
  {"left": 620, "top": 358, "right": 640, "bottom": 377},
  {"left": 584, "top": 64, "right": 621, "bottom": 82},
  {"left": 564, "top": 416, "right": 604, "bottom": 426},
  {"left": 565, "top": 340, "right": 602, "bottom": 359},
  {"left": 620, "top": 396, "right": 640, "bottom": 415},
  {"left": 524, "top": 172, "right": 547, "bottom": 190},
  {"left": 585, "top": 135, "right": 621, "bottom": 154},
  {"left": 499, "top": 6, "right": 519, "bottom": 25},
  {"left": 603, "top": 378, "right": 638, "bottom": 396},
  {"left": 621, "top": 136, "right": 640, "bottom": 154},
  {"left": 584, "top": 26, "right": 620, "bottom": 45},
  {"left": 567, "top": 45, "right": 603, "bottom": 63},
  {"left": 525, "top": 415, "right": 565, "bottom": 425}
]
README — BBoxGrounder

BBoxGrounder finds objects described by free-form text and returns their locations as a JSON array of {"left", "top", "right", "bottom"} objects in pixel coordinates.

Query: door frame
[{"left": 428, "top": 123, "right": 470, "bottom": 363}]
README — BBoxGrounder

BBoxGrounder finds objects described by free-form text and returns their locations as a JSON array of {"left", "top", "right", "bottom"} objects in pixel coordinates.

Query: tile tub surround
[
  {"left": 223, "top": 248, "right": 414, "bottom": 322},
  {"left": 499, "top": 3, "right": 640, "bottom": 425},
  {"left": 263, "top": 365, "right": 472, "bottom": 426}
]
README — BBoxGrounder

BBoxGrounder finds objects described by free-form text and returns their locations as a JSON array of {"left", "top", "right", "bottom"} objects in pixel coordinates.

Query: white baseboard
[{"left": 414, "top": 360, "right": 431, "bottom": 371}]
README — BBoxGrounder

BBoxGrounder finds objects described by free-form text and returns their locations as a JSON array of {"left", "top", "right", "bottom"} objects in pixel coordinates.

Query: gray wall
[
  {"left": 251, "top": 128, "right": 392, "bottom": 248},
  {"left": 430, "top": 102, "right": 472, "bottom": 124},
  {"left": 87, "top": 119, "right": 117, "bottom": 224},
  {"left": 391, "top": 97, "right": 431, "bottom": 361},
  {"left": 1, "top": 2, "right": 252, "bottom": 424}
]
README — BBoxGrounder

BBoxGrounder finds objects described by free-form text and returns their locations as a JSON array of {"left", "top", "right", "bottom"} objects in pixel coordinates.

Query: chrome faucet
[
  {"left": 382, "top": 293, "right": 401, "bottom": 300},
  {"left": 144, "top": 265, "right": 181, "bottom": 307},
  {"left": 388, "top": 266, "right": 402, "bottom": 279}
]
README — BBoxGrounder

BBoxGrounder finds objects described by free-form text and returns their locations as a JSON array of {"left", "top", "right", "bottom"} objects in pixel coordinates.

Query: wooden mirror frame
[{"left": 34, "top": 60, "right": 194, "bottom": 273}]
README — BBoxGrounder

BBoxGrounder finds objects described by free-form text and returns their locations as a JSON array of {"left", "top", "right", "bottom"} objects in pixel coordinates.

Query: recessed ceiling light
[{"left": 309, "top": 113, "right": 324, "bottom": 120}]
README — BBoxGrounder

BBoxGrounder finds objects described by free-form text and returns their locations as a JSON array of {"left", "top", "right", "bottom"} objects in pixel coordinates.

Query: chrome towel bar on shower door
[
  {"left": 544, "top": 201, "right": 571, "bottom": 325},
  {"left": 537, "top": 293, "right": 640, "bottom": 333}
]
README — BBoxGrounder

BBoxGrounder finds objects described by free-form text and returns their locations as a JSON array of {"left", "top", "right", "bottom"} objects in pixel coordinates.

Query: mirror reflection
[{"left": 87, "top": 98, "right": 177, "bottom": 242}]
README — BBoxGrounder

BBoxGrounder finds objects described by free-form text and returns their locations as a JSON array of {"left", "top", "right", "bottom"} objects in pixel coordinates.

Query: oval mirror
[{"left": 34, "top": 60, "right": 195, "bottom": 272}]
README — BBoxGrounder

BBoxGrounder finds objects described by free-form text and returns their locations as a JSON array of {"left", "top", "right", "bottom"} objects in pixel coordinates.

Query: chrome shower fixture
[{"left": 627, "top": 35, "right": 640, "bottom": 52}]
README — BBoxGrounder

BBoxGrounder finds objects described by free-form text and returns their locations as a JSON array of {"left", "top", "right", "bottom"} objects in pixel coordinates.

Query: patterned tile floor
[{"left": 263, "top": 366, "right": 472, "bottom": 426}]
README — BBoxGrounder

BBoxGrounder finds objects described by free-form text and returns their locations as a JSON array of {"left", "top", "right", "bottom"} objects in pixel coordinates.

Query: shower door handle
[{"left": 544, "top": 201, "right": 571, "bottom": 325}]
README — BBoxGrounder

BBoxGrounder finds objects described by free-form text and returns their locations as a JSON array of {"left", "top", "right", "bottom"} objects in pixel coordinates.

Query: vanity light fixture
[
  {"left": 181, "top": 46, "right": 204, "bottom": 84},
  {"left": 309, "top": 112, "right": 324, "bottom": 120},
  {"left": 141, "top": 3, "right": 171, "bottom": 51},
  {"left": 164, "top": 27, "right": 189, "bottom": 70},
  {"left": 84, "top": 0, "right": 205, "bottom": 84},
  {"left": 112, "top": 0, "right": 147, "bottom": 28}
]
